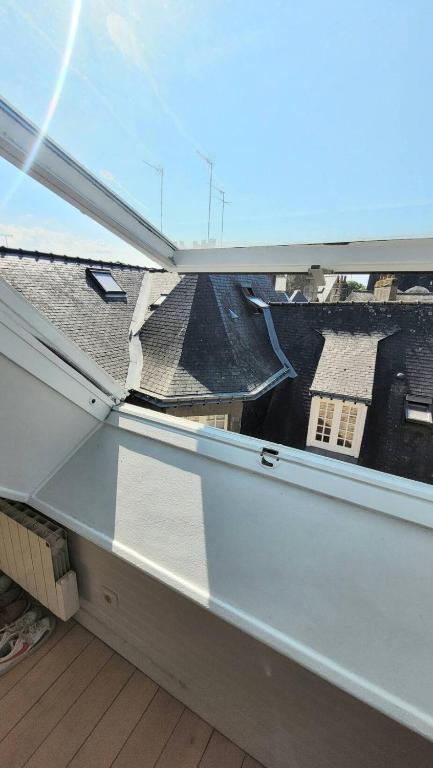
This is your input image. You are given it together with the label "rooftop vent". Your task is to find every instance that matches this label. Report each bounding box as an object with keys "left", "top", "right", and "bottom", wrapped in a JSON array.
[
  {"left": 87, "top": 268, "right": 126, "bottom": 302},
  {"left": 150, "top": 293, "right": 168, "bottom": 310}
]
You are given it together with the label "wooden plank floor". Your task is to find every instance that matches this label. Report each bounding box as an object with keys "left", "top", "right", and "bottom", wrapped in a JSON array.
[{"left": 0, "top": 619, "right": 264, "bottom": 768}]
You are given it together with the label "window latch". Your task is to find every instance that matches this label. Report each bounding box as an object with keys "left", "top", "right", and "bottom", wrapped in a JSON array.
[{"left": 260, "top": 447, "right": 279, "bottom": 468}]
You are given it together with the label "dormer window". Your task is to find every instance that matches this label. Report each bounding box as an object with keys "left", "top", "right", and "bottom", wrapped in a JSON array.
[
  {"left": 405, "top": 395, "right": 432, "bottom": 425},
  {"left": 87, "top": 268, "right": 126, "bottom": 302},
  {"left": 306, "top": 396, "right": 367, "bottom": 457}
]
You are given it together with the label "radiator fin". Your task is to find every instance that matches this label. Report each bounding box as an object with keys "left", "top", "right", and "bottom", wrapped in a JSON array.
[{"left": 0, "top": 499, "right": 79, "bottom": 620}]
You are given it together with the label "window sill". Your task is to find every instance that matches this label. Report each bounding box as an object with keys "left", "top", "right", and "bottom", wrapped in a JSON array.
[{"left": 305, "top": 446, "right": 358, "bottom": 463}]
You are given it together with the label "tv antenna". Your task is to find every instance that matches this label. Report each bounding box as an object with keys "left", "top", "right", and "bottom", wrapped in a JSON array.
[
  {"left": 197, "top": 151, "right": 214, "bottom": 242},
  {"left": 0, "top": 233, "right": 13, "bottom": 247},
  {"left": 143, "top": 160, "right": 164, "bottom": 232},
  {"left": 214, "top": 187, "right": 231, "bottom": 246}
]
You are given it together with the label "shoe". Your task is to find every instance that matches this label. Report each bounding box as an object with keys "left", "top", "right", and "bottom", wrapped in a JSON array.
[
  {"left": 0, "top": 600, "right": 38, "bottom": 636},
  {"left": 0, "top": 586, "right": 22, "bottom": 610},
  {"left": 0, "top": 615, "right": 55, "bottom": 674},
  {"left": 0, "top": 597, "right": 29, "bottom": 631},
  {"left": 0, "top": 574, "right": 12, "bottom": 594},
  {"left": 0, "top": 585, "right": 22, "bottom": 610}
]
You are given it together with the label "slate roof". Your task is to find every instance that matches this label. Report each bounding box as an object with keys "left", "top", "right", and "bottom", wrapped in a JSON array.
[
  {"left": 347, "top": 288, "right": 433, "bottom": 303},
  {"left": 138, "top": 273, "right": 292, "bottom": 404},
  {"left": 405, "top": 286, "right": 431, "bottom": 295},
  {"left": 0, "top": 250, "right": 291, "bottom": 404},
  {"left": 242, "top": 302, "right": 433, "bottom": 486},
  {"left": 310, "top": 331, "right": 390, "bottom": 403},
  {"left": 288, "top": 289, "right": 309, "bottom": 303},
  {"left": 0, "top": 249, "right": 169, "bottom": 385},
  {"left": 270, "top": 301, "right": 433, "bottom": 401}
]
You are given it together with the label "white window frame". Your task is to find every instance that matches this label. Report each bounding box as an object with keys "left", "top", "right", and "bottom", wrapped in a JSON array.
[
  {"left": 307, "top": 396, "right": 368, "bottom": 458},
  {"left": 186, "top": 414, "right": 229, "bottom": 430}
]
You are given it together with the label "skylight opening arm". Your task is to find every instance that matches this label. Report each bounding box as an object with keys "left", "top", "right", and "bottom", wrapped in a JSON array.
[{"left": 0, "top": 97, "right": 176, "bottom": 270}]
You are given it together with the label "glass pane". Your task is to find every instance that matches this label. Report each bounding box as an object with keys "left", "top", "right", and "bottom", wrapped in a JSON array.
[{"left": 92, "top": 271, "right": 124, "bottom": 292}]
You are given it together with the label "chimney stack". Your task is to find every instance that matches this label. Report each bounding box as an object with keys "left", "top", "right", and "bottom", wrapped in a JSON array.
[
  {"left": 332, "top": 274, "right": 349, "bottom": 302},
  {"left": 374, "top": 275, "right": 398, "bottom": 302}
]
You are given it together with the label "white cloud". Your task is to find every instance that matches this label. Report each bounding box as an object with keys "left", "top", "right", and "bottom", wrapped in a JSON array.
[
  {"left": 104, "top": 8, "right": 204, "bottom": 153},
  {"left": 106, "top": 12, "right": 142, "bottom": 69},
  {"left": 100, "top": 168, "right": 116, "bottom": 182},
  {"left": 0, "top": 223, "right": 155, "bottom": 267}
]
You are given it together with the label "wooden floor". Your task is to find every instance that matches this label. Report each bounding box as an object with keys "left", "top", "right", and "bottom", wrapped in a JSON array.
[{"left": 0, "top": 619, "right": 264, "bottom": 768}]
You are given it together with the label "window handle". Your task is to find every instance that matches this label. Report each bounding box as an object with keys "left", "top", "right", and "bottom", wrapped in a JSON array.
[{"left": 260, "top": 447, "right": 279, "bottom": 468}]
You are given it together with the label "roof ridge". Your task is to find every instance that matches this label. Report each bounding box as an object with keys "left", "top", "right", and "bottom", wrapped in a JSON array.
[
  {"left": 0, "top": 246, "right": 166, "bottom": 272},
  {"left": 208, "top": 273, "right": 235, "bottom": 353}
]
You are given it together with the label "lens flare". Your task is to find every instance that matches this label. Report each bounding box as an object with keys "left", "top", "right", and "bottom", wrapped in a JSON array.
[{"left": 2, "top": 0, "right": 82, "bottom": 207}]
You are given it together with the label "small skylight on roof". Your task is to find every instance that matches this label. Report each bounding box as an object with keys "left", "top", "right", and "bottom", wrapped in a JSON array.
[
  {"left": 87, "top": 268, "right": 126, "bottom": 302},
  {"left": 241, "top": 285, "right": 268, "bottom": 310},
  {"left": 405, "top": 395, "right": 432, "bottom": 425},
  {"left": 150, "top": 293, "right": 168, "bottom": 310}
]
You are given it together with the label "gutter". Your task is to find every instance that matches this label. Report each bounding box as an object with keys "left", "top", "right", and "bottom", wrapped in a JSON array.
[
  {"left": 262, "top": 305, "right": 296, "bottom": 377},
  {"left": 243, "top": 292, "right": 297, "bottom": 378},
  {"left": 130, "top": 366, "right": 292, "bottom": 408}
]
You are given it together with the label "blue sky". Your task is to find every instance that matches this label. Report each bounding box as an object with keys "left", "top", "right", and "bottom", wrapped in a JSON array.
[{"left": 1, "top": 1, "right": 433, "bottom": 266}]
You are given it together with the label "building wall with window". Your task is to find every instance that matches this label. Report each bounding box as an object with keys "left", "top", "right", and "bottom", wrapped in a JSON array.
[
  {"left": 140, "top": 400, "right": 243, "bottom": 433},
  {"left": 242, "top": 303, "right": 433, "bottom": 485},
  {"left": 306, "top": 397, "right": 367, "bottom": 458}
]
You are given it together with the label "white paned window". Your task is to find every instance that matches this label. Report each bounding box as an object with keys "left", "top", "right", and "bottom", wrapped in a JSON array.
[
  {"left": 307, "top": 396, "right": 367, "bottom": 458},
  {"left": 186, "top": 414, "right": 229, "bottom": 430}
]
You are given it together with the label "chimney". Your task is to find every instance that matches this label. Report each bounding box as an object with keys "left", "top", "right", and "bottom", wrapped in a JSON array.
[
  {"left": 332, "top": 275, "right": 349, "bottom": 302},
  {"left": 374, "top": 275, "right": 398, "bottom": 302}
]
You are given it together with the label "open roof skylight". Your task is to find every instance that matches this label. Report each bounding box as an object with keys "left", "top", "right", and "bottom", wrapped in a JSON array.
[
  {"left": 241, "top": 286, "right": 268, "bottom": 310},
  {"left": 405, "top": 395, "right": 433, "bottom": 425},
  {"left": 87, "top": 268, "right": 126, "bottom": 302}
]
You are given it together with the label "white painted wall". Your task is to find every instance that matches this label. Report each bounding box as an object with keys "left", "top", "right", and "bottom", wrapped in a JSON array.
[
  {"left": 0, "top": 284, "right": 111, "bottom": 500},
  {"left": 0, "top": 352, "right": 99, "bottom": 499},
  {"left": 70, "top": 533, "right": 433, "bottom": 768},
  {"left": 33, "top": 404, "right": 433, "bottom": 741}
]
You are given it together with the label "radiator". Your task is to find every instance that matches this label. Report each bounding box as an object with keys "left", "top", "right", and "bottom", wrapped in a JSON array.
[{"left": 0, "top": 499, "right": 79, "bottom": 620}]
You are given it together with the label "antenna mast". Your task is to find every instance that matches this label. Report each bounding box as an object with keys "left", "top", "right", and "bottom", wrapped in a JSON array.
[
  {"left": 0, "top": 233, "right": 13, "bottom": 247},
  {"left": 143, "top": 160, "right": 164, "bottom": 232},
  {"left": 214, "top": 188, "right": 231, "bottom": 246},
  {"left": 197, "top": 151, "right": 214, "bottom": 242}
]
